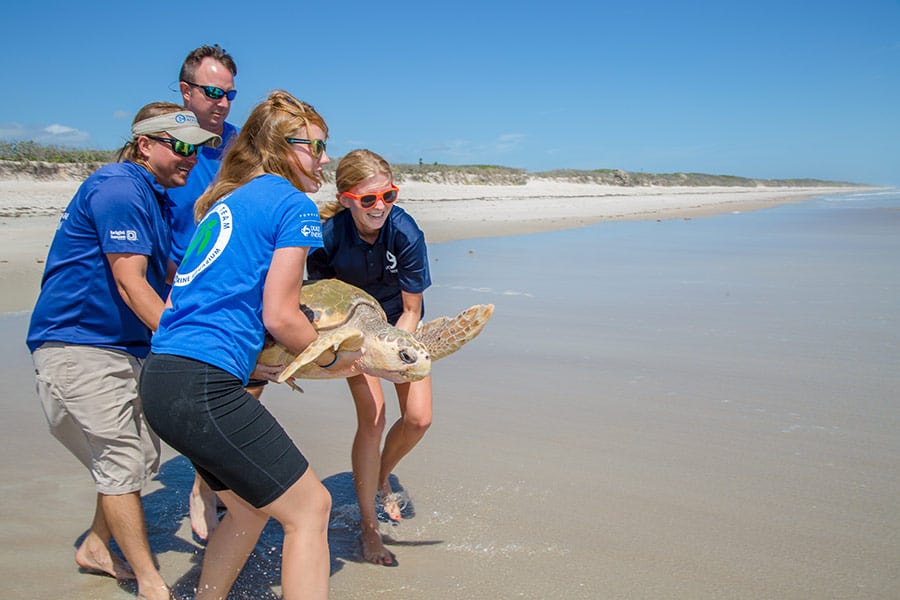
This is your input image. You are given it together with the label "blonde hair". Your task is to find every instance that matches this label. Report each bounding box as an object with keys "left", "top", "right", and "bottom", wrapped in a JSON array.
[
  {"left": 115, "top": 101, "right": 184, "bottom": 164},
  {"left": 319, "top": 148, "right": 393, "bottom": 220},
  {"left": 194, "top": 90, "right": 328, "bottom": 221}
]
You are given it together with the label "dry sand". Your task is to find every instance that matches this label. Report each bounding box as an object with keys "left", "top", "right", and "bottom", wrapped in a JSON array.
[
  {"left": 2, "top": 178, "right": 898, "bottom": 599},
  {"left": 0, "top": 178, "right": 858, "bottom": 313}
]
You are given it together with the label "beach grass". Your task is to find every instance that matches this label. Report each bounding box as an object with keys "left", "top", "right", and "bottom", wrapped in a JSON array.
[{"left": 0, "top": 142, "right": 865, "bottom": 187}]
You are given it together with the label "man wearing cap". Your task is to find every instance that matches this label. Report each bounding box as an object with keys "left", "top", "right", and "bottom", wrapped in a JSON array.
[{"left": 26, "top": 102, "right": 219, "bottom": 600}]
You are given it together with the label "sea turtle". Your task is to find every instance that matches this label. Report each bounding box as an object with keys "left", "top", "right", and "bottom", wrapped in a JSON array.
[{"left": 256, "top": 279, "right": 494, "bottom": 390}]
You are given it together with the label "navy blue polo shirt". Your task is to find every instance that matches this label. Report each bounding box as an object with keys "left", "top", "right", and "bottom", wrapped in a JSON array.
[{"left": 307, "top": 205, "right": 431, "bottom": 324}]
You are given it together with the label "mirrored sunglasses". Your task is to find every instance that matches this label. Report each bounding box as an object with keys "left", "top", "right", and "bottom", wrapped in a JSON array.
[
  {"left": 145, "top": 135, "right": 198, "bottom": 157},
  {"left": 183, "top": 80, "right": 237, "bottom": 101},
  {"left": 285, "top": 137, "right": 327, "bottom": 158},
  {"left": 341, "top": 184, "right": 400, "bottom": 209}
]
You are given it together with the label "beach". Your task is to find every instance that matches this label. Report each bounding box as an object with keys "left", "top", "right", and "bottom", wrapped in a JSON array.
[
  {"left": 0, "top": 177, "right": 859, "bottom": 313},
  {"left": 2, "top": 179, "right": 899, "bottom": 599}
]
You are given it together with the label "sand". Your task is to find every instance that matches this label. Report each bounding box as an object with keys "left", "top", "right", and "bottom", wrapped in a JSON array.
[
  {"left": 2, "top": 178, "right": 898, "bottom": 599},
  {"left": 0, "top": 178, "right": 860, "bottom": 314}
]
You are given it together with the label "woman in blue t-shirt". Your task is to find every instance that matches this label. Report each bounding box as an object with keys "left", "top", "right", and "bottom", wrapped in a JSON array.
[
  {"left": 307, "top": 149, "right": 432, "bottom": 567},
  {"left": 140, "top": 90, "right": 357, "bottom": 599}
]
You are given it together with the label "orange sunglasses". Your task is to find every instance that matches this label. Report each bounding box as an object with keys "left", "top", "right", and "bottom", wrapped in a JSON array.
[{"left": 341, "top": 183, "right": 399, "bottom": 209}]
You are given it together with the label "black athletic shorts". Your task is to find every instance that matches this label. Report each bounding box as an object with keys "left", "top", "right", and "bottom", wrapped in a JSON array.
[{"left": 139, "top": 352, "right": 308, "bottom": 508}]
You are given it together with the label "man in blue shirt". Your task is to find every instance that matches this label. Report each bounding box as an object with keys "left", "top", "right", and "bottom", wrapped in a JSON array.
[
  {"left": 166, "top": 44, "right": 241, "bottom": 540},
  {"left": 168, "top": 44, "right": 239, "bottom": 266},
  {"left": 27, "top": 105, "right": 220, "bottom": 600}
]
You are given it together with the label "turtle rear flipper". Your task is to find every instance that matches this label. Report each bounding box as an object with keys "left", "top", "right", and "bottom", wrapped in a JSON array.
[
  {"left": 276, "top": 327, "right": 365, "bottom": 382},
  {"left": 416, "top": 304, "right": 494, "bottom": 361}
]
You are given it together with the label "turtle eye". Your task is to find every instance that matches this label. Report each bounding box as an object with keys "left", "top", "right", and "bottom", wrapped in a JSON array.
[{"left": 398, "top": 349, "right": 417, "bottom": 365}]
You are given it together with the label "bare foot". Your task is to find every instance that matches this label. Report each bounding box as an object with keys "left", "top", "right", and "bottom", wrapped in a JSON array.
[
  {"left": 190, "top": 486, "right": 219, "bottom": 541},
  {"left": 136, "top": 583, "right": 173, "bottom": 600},
  {"left": 359, "top": 528, "right": 398, "bottom": 567},
  {"left": 75, "top": 538, "right": 135, "bottom": 580},
  {"left": 381, "top": 491, "right": 403, "bottom": 522}
]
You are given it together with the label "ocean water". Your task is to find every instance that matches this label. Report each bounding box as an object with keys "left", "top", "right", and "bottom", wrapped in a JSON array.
[
  {"left": 427, "top": 188, "right": 900, "bottom": 388},
  {"left": 406, "top": 188, "right": 900, "bottom": 599}
]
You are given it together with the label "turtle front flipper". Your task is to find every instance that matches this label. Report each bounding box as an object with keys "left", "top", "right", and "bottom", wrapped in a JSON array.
[
  {"left": 415, "top": 304, "right": 494, "bottom": 361},
  {"left": 276, "top": 327, "right": 365, "bottom": 382}
]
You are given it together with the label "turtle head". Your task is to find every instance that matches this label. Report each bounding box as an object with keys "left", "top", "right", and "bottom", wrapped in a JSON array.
[{"left": 362, "top": 330, "right": 431, "bottom": 383}]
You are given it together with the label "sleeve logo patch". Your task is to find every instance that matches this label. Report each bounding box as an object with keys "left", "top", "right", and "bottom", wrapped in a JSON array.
[
  {"left": 301, "top": 223, "right": 323, "bottom": 239},
  {"left": 110, "top": 229, "right": 139, "bottom": 241}
]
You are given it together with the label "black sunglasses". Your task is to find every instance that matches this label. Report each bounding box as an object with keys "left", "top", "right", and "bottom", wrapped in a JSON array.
[
  {"left": 183, "top": 80, "right": 237, "bottom": 101},
  {"left": 285, "top": 137, "right": 327, "bottom": 158},
  {"left": 145, "top": 135, "right": 198, "bottom": 157}
]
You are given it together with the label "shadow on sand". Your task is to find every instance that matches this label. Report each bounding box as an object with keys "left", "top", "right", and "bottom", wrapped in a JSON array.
[{"left": 101, "top": 456, "right": 443, "bottom": 598}]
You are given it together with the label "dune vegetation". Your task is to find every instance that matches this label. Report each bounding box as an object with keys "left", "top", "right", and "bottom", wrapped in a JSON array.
[{"left": 0, "top": 141, "right": 862, "bottom": 187}]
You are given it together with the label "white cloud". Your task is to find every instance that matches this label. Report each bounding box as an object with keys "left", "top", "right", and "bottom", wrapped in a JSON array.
[
  {"left": 44, "top": 124, "right": 78, "bottom": 136},
  {"left": 0, "top": 122, "right": 90, "bottom": 146},
  {"left": 113, "top": 110, "right": 131, "bottom": 120},
  {"left": 37, "top": 124, "right": 90, "bottom": 145}
]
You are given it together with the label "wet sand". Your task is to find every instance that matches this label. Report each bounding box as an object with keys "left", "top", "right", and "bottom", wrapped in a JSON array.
[{"left": 1, "top": 183, "right": 898, "bottom": 598}]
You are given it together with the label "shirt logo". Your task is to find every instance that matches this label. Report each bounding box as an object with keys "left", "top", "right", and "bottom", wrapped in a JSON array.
[
  {"left": 174, "top": 202, "right": 233, "bottom": 287},
  {"left": 385, "top": 250, "right": 398, "bottom": 273},
  {"left": 301, "top": 223, "right": 323, "bottom": 239},
  {"left": 110, "top": 229, "right": 139, "bottom": 241}
]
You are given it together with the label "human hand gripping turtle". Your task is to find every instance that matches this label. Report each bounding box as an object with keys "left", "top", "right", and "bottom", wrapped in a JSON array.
[{"left": 256, "top": 279, "right": 494, "bottom": 391}]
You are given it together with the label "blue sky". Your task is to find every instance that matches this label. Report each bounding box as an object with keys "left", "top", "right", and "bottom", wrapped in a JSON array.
[{"left": 2, "top": 0, "right": 898, "bottom": 185}]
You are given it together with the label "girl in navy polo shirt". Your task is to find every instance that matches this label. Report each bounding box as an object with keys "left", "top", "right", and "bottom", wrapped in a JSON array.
[
  {"left": 307, "top": 149, "right": 432, "bottom": 567},
  {"left": 140, "top": 91, "right": 357, "bottom": 599}
]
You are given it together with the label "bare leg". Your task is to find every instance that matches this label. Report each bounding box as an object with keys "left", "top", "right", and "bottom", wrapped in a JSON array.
[
  {"left": 190, "top": 475, "right": 219, "bottom": 541},
  {"left": 264, "top": 468, "right": 331, "bottom": 599},
  {"left": 346, "top": 374, "right": 395, "bottom": 565},
  {"left": 74, "top": 493, "right": 135, "bottom": 580},
  {"left": 378, "top": 376, "right": 433, "bottom": 514},
  {"left": 195, "top": 491, "right": 268, "bottom": 600},
  {"left": 196, "top": 469, "right": 331, "bottom": 600},
  {"left": 100, "top": 491, "right": 170, "bottom": 600}
]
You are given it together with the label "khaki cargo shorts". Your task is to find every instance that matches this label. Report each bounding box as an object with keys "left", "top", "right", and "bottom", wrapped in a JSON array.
[{"left": 32, "top": 343, "right": 160, "bottom": 495}]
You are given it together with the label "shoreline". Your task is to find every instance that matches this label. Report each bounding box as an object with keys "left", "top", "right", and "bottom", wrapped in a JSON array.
[
  {"left": 0, "top": 178, "right": 874, "bottom": 313},
  {"left": 2, "top": 184, "right": 898, "bottom": 599}
]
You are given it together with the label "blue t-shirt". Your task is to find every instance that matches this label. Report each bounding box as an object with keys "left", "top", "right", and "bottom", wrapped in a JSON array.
[
  {"left": 152, "top": 174, "right": 324, "bottom": 383},
  {"left": 26, "top": 161, "right": 172, "bottom": 357},
  {"left": 167, "top": 121, "right": 238, "bottom": 265},
  {"left": 307, "top": 205, "right": 431, "bottom": 323}
]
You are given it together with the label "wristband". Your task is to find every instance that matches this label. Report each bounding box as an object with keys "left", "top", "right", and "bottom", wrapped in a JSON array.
[{"left": 319, "top": 351, "right": 338, "bottom": 369}]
